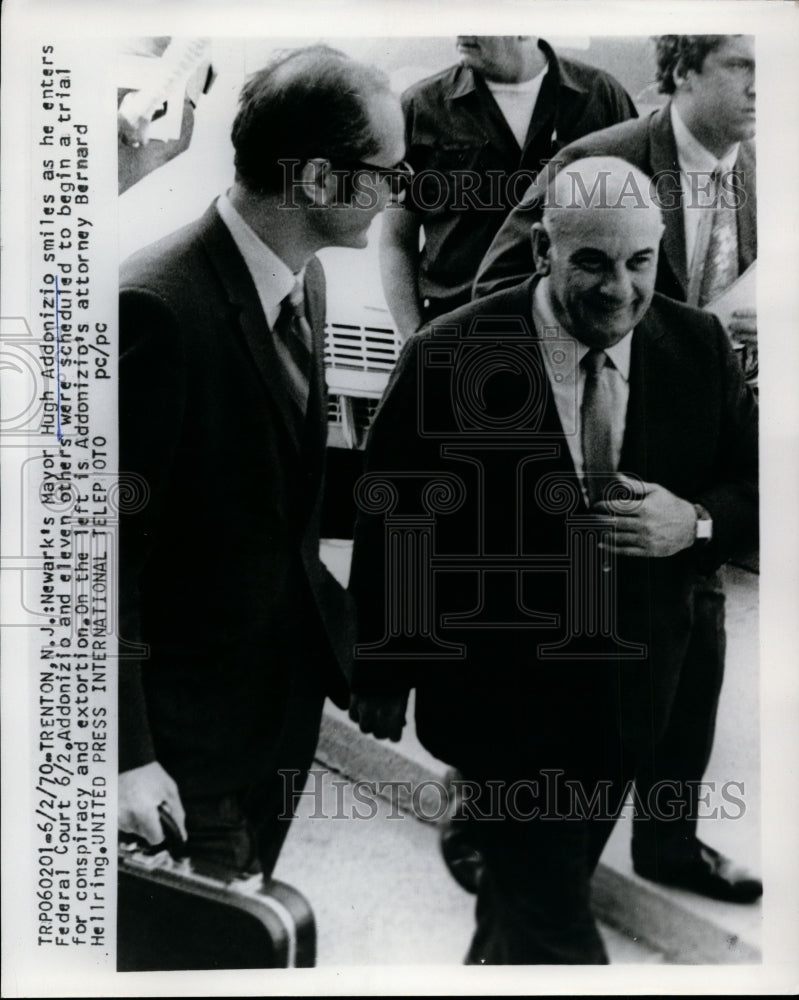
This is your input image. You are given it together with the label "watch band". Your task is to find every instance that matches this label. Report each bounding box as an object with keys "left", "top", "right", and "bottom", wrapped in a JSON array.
[{"left": 693, "top": 503, "right": 713, "bottom": 543}]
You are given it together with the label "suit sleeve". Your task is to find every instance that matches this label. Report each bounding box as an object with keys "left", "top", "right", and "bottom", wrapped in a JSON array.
[
  {"left": 473, "top": 139, "right": 599, "bottom": 300},
  {"left": 694, "top": 318, "right": 759, "bottom": 570},
  {"left": 348, "top": 336, "right": 434, "bottom": 695},
  {"left": 118, "top": 285, "right": 188, "bottom": 772}
]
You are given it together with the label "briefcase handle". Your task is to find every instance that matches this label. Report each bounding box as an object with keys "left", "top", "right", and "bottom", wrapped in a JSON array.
[
  {"left": 119, "top": 803, "right": 188, "bottom": 862},
  {"left": 157, "top": 803, "right": 188, "bottom": 860}
]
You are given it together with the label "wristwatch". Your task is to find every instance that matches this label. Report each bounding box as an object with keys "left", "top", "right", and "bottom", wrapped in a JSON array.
[{"left": 693, "top": 503, "right": 713, "bottom": 544}]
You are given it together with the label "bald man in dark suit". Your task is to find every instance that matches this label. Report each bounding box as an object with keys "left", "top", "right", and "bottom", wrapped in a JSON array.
[
  {"left": 349, "top": 158, "right": 758, "bottom": 962},
  {"left": 473, "top": 34, "right": 760, "bottom": 904}
]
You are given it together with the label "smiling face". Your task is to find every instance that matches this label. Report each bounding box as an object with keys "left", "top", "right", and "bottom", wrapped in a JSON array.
[
  {"left": 534, "top": 202, "right": 664, "bottom": 349},
  {"left": 455, "top": 36, "right": 538, "bottom": 83},
  {"left": 677, "top": 35, "right": 756, "bottom": 152}
]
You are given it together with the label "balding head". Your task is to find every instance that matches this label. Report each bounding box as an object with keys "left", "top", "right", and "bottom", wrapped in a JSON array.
[
  {"left": 541, "top": 156, "right": 663, "bottom": 236},
  {"left": 531, "top": 157, "right": 664, "bottom": 348},
  {"left": 231, "top": 45, "right": 397, "bottom": 196}
]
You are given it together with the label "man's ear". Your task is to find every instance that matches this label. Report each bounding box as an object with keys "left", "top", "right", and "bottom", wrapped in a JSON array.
[
  {"left": 299, "top": 158, "right": 334, "bottom": 207},
  {"left": 672, "top": 65, "right": 693, "bottom": 93},
  {"left": 531, "top": 222, "right": 551, "bottom": 276}
]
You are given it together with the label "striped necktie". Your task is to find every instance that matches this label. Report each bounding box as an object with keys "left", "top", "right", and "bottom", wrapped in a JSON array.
[
  {"left": 697, "top": 167, "right": 740, "bottom": 308},
  {"left": 273, "top": 279, "right": 314, "bottom": 426}
]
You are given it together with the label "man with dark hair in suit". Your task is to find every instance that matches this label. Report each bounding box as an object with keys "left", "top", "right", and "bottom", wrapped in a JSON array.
[
  {"left": 472, "top": 33, "right": 760, "bottom": 904},
  {"left": 117, "top": 45, "right": 405, "bottom": 878},
  {"left": 380, "top": 35, "right": 636, "bottom": 341},
  {"left": 349, "top": 157, "right": 758, "bottom": 963}
]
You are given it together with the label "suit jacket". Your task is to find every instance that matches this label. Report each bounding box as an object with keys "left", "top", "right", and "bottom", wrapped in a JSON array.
[
  {"left": 118, "top": 203, "right": 355, "bottom": 795},
  {"left": 473, "top": 102, "right": 757, "bottom": 304},
  {"left": 349, "top": 280, "right": 758, "bottom": 771}
]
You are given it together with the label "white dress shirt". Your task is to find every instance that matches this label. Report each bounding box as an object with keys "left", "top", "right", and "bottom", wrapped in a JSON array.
[
  {"left": 532, "top": 279, "right": 632, "bottom": 495},
  {"left": 215, "top": 191, "right": 302, "bottom": 328}
]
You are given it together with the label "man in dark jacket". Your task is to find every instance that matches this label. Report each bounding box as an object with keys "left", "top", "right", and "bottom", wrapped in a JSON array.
[
  {"left": 118, "top": 45, "right": 405, "bottom": 877},
  {"left": 473, "top": 34, "right": 760, "bottom": 903},
  {"left": 380, "top": 36, "right": 636, "bottom": 340},
  {"left": 350, "top": 157, "right": 759, "bottom": 962}
]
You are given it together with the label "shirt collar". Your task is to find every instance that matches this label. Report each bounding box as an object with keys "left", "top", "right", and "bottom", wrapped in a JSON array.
[
  {"left": 485, "top": 63, "right": 548, "bottom": 95},
  {"left": 671, "top": 103, "right": 740, "bottom": 175},
  {"left": 533, "top": 278, "right": 633, "bottom": 380},
  {"left": 215, "top": 192, "right": 299, "bottom": 327},
  {"left": 546, "top": 40, "right": 588, "bottom": 95},
  {"left": 447, "top": 38, "right": 568, "bottom": 100}
]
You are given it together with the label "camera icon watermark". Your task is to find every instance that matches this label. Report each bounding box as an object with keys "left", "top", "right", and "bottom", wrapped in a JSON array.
[
  {"left": 418, "top": 314, "right": 577, "bottom": 440},
  {"left": 0, "top": 316, "right": 51, "bottom": 443}
]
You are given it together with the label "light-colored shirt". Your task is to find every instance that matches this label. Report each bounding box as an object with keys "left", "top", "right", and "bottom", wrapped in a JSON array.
[
  {"left": 486, "top": 64, "right": 549, "bottom": 149},
  {"left": 671, "top": 104, "right": 739, "bottom": 273},
  {"left": 215, "top": 191, "right": 301, "bottom": 328},
  {"left": 532, "top": 279, "right": 632, "bottom": 493}
]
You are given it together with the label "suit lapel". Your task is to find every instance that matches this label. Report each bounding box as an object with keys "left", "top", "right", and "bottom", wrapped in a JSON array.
[
  {"left": 619, "top": 325, "right": 649, "bottom": 477},
  {"left": 198, "top": 204, "right": 310, "bottom": 459},
  {"left": 619, "top": 302, "right": 673, "bottom": 480},
  {"left": 486, "top": 282, "right": 678, "bottom": 499},
  {"left": 648, "top": 105, "right": 688, "bottom": 298},
  {"left": 302, "top": 255, "right": 329, "bottom": 476},
  {"left": 491, "top": 278, "right": 586, "bottom": 496}
]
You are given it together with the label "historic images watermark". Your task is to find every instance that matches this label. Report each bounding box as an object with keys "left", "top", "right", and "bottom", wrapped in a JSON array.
[
  {"left": 277, "top": 159, "right": 749, "bottom": 213},
  {"left": 280, "top": 768, "right": 748, "bottom": 824}
]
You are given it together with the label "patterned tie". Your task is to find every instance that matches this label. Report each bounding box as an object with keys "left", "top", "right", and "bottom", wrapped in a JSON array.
[
  {"left": 697, "top": 167, "right": 740, "bottom": 308},
  {"left": 581, "top": 349, "right": 617, "bottom": 505},
  {"left": 273, "top": 279, "right": 314, "bottom": 428}
]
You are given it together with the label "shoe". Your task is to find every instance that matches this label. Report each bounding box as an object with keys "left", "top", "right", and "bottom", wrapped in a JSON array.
[
  {"left": 440, "top": 821, "right": 485, "bottom": 895},
  {"left": 633, "top": 839, "right": 762, "bottom": 904},
  {"left": 439, "top": 769, "right": 485, "bottom": 895}
]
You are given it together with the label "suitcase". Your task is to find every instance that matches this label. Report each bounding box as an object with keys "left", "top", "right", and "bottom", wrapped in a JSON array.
[{"left": 117, "top": 809, "right": 316, "bottom": 970}]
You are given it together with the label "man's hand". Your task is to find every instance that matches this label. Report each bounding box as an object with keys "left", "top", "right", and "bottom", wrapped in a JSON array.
[
  {"left": 728, "top": 308, "right": 757, "bottom": 348},
  {"left": 593, "top": 474, "right": 697, "bottom": 558},
  {"left": 349, "top": 691, "right": 409, "bottom": 742},
  {"left": 118, "top": 761, "right": 187, "bottom": 846}
]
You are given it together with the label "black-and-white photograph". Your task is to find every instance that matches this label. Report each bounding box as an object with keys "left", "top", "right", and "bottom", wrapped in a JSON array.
[
  {"left": 2, "top": 2, "right": 799, "bottom": 996},
  {"left": 116, "top": 28, "right": 762, "bottom": 967}
]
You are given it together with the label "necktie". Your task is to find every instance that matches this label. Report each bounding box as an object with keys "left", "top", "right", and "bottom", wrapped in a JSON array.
[
  {"left": 273, "top": 279, "right": 314, "bottom": 427},
  {"left": 581, "top": 349, "right": 617, "bottom": 505},
  {"left": 696, "top": 167, "right": 740, "bottom": 308}
]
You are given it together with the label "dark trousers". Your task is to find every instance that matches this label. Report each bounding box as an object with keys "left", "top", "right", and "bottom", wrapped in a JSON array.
[
  {"left": 180, "top": 689, "right": 325, "bottom": 878},
  {"left": 459, "top": 726, "right": 638, "bottom": 965},
  {"left": 631, "top": 570, "right": 726, "bottom": 864}
]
